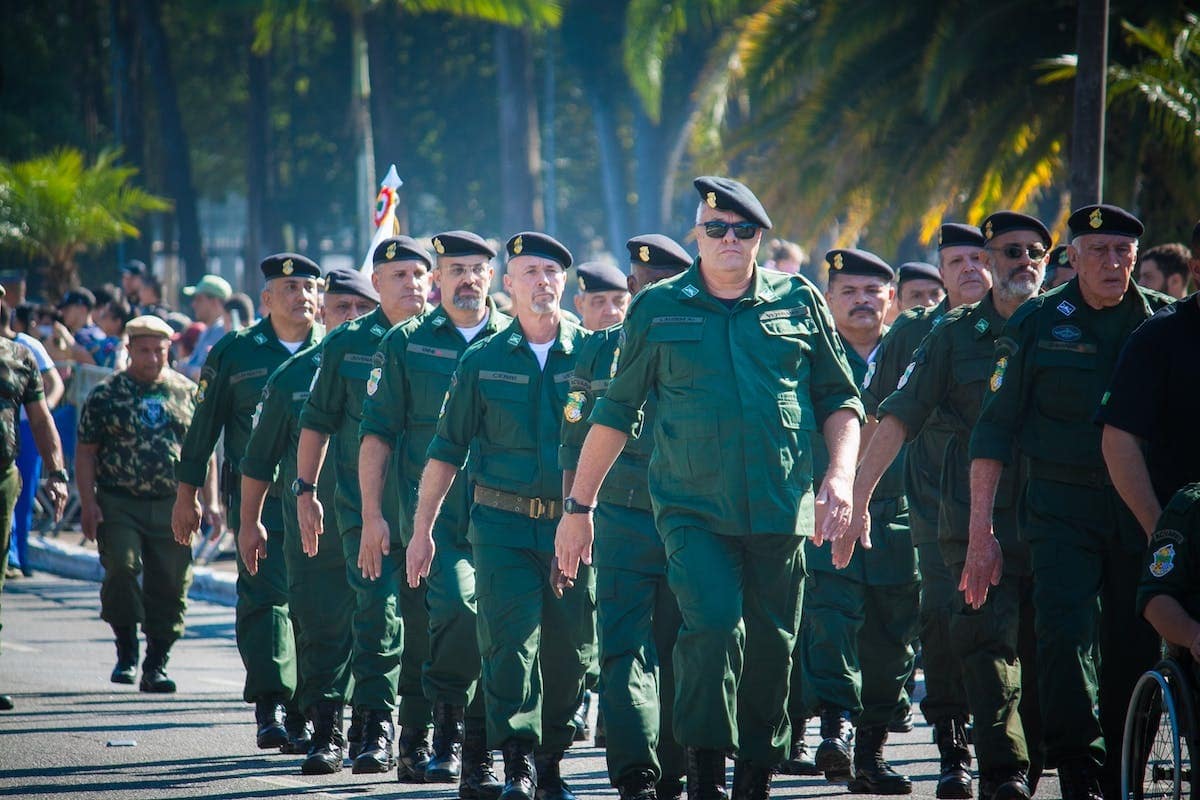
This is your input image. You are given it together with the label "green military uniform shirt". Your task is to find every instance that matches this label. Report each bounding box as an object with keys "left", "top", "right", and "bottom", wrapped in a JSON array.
[
  {"left": 879, "top": 293, "right": 1026, "bottom": 565},
  {"left": 590, "top": 263, "right": 863, "bottom": 539},
  {"left": 560, "top": 325, "right": 653, "bottom": 513},
  {"left": 1135, "top": 482, "right": 1200, "bottom": 624},
  {"left": 970, "top": 280, "right": 1170, "bottom": 491},
  {"left": 299, "top": 307, "right": 407, "bottom": 535},
  {"left": 427, "top": 317, "right": 589, "bottom": 553},
  {"left": 805, "top": 334, "right": 914, "bottom": 584},
  {"left": 78, "top": 368, "right": 196, "bottom": 497},
  {"left": 176, "top": 316, "right": 323, "bottom": 531},
  {"left": 0, "top": 338, "right": 44, "bottom": 469},
  {"left": 866, "top": 299, "right": 954, "bottom": 545},
  {"left": 359, "top": 302, "right": 510, "bottom": 546}
]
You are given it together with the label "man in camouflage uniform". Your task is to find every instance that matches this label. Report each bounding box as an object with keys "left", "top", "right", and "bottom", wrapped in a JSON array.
[
  {"left": 297, "top": 236, "right": 432, "bottom": 779},
  {"left": 77, "top": 315, "right": 197, "bottom": 693},
  {"left": 238, "top": 269, "right": 378, "bottom": 774},
  {"left": 0, "top": 284, "right": 68, "bottom": 710},
  {"left": 358, "top": 230, "right": 510, "bottom": 797},
  {"left": 173, "top": 253, "right": 323, "bottom": 751},
  {"left": 558, "top": 234, "right": 692, "bottom": 800}
]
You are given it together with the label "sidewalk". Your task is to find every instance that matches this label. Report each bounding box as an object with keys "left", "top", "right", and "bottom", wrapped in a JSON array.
[{"left": 25, "top": 531, "right": 237, "bottom": 607}]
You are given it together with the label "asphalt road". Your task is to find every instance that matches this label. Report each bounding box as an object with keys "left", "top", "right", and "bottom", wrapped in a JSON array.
[{"left": 0, "top": 573, "right": 1060, "bottom": 799}]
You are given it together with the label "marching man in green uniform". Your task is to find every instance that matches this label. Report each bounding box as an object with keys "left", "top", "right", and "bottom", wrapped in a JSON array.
[
  {"left": 863, "top": 223, "right": 990, "bottom": 799},
  {"left": 968, "top": 204, "right": 1171, "bottom": 800},
  {"left": 408, "top": 231, "right": 591, "bottom": 800},
  {"left": 238, "top": 269, "right": 378, "bottom": 774},
  {"left": 559, "top": 234, "right": 693, "bottom": 800},
  {"left": 802, "top": 249, "right": 918, "bottom": 795},
  {"left": 358, "top": 229, "right": 510, "bottom": 797},
  {"left": 557, "top": 177, "right": 863, "bottom": 800},
  {"left": 0, "top": 283, "right": 68, "bottom": 711},
  {"left": 173, "top": 253, "right": 323, "bottom": 751},
  {"left": 297, "top": 236, "right": 432, "bottom": 779},
  {"left": 853, "top": 212, "right": 1053, "bottom": 800},
  {"left": 77, "top": 315, "right": 197, "bottom": 693}
]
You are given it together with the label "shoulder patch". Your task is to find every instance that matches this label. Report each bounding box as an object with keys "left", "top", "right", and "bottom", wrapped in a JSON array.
[
  {"left": 896, "top": 359, "right": 917, "bottom": 390},
  {"left": 366, "top": 367, "right": 382, "bottom": 396},
  {"left": 1149, "top": 544, "right": 1176, "bottom": 578},
  {"left": 564, "top": 391, "right": 586, "bottom": 423},
  {"left": 989, "top": 357, "right": 1008, "bottom": 392}
]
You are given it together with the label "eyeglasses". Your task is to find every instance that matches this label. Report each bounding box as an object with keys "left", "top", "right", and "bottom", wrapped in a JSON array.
[
  {"left": 989, "top": 244, "right": 1048, "bottom": 261},
  {"left": 700, "top": 221, "right": 760, "bottom": 240},
  {"left": 443, "top": 264, "right": 490, "bottom": 279}
]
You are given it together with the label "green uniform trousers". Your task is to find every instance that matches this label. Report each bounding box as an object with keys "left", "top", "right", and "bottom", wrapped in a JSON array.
[
  {"left": 282, "top": 519, "right": 354, "bottom": 712},
  {"left": 666, "top": 529, "right": 803, "bottom": 767},
  {"left": 423, "top": 531, "right": 484, "bottom": 721},
  {"left": 786, "top": 582, "right": 810, "bottom": 728},
  {"left": 915, "top": 539, "right": 969, "bottom": 724},
  {"left": 230, "top": 491, "right": 297, "bottom": 704},
  {"left": 595, "top": 503, "right": 684, "bottom": 786},
  {"left": 96, "top": 491, "right": 194, "bottom": 644},
  {"left": 474, "top": 542, "right": 594, "bottom": 753},
  {"left": 341, "top": 526, "right": 431, "bottom": 724},
  {"left": 1023, "top": 478, "right": 1159, "bottom": 783},
  {"left": 0, "top": 465, "right": 20, "bottom": 652},
  {"left": 946, "top": 565, "right": 1040, "bottom": 774}
]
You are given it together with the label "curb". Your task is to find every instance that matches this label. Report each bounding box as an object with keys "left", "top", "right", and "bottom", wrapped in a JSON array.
[{"left": 27, "top": 537, "right": 237, "bottom": 607}]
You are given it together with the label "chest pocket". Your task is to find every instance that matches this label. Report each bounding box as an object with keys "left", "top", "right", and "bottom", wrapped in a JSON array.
[
  {"left": 949, "top": 354, "right": 994, "bottom": 424},
  {"left": 759, "top": 312, "right": 816, "bottom": 376},
  {"left": 1033, "top": 342, "right": 1099, "bottom": 422},
  {"left": 408, "top": 350, "right": 458, "bottom": 425},
  {"left": 479, "top": 372, "right": 531, "bottom": 448},
  {"left": 647, "top": 318, "right": 704, "bottom": 389}
]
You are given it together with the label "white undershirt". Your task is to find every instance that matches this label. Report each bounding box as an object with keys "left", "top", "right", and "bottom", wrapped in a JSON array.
[
  {"left": 455, "top": 319, "right": 488, "bottom": 343},
  {"left": 279, "top": 339, "right": 304, "bottom": 354},
  {"left": 528, "top": 339, "right": 554, "bottom": 370}
]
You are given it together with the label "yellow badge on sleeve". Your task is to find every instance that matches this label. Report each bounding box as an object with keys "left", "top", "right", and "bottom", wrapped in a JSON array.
[
  {"left": 366, "top": 367, "right": 382, "bottom": 396},
  {"left": 564, "top": 391, "right": 586, "bottom": 423},
  {"left": 989, "top": 357, "right": 1008, "bottom": 392}
]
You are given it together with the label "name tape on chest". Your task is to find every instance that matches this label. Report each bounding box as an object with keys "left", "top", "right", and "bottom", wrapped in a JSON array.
[{"left": 479, "top": 370, "right": 530, "bottom": 384}]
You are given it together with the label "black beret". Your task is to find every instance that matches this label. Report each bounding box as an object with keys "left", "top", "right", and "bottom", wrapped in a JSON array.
[
  {"left": 825, "top": 248, "right": 895, "bottom": 281},
  {"left": 373, "top": 235, "right": 431, "bottom": 268},
  {"left": 938, "top": 223, "right": 985, "bottom": 251},
  {"left": 1067, "top": 203, "right": 1143, "bottom": 240},
  {"left": 121, "top": 259, "right": 148, "bottom": 276},
  {"left": 981, "top": 211, "right": 1051, "bottom": 247},
  {"left": 58, "top": 287, "right": 96, "bottom": 309},
  {"left": 323, "top": 268, "right": 380, "bottom": 303},
  {"left": 431, "top": 230, "right": 496, "bottom": 259},
  {"left": 897, "top": 262, "right": 943, "bottom": 286},
  {"left": 261, "top": 252, "right": 321, "bottom": 281},
  {"left": 1048, "top": 245, "right": 1071, "bottom": 268},
  {"left": 575, "top": 262, "right": 629, "bottom": 294},
  {"left": 506, "top": 231, "right": 573, "bottom": 268},
  {"left": 693, "top": 175, "right": 772, "bottom": 229},
  {"left": 626, "top": 234, "right": 692, "bottom": 271}
]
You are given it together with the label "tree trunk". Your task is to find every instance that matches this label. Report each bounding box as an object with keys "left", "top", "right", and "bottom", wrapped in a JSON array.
[
  {"left": 585, "top": 88, "right": 628, "bottom": 257},
  {"left": 351, "top": 2, "right": 377, "bottom": 252},
  {"left": 495, "top": 27, "right": 543, "bottom": 234},
  {"left": 130, "top": 0, "right": 204, "bottom": 283},
  {"left": 110, "top": 0, "right": 150, "bottom": 266},
  {"left": 1069, "top": 0, "right": 1109, "bottom": 206},
  {"left": 245, "top": 23, "right": 271, "bottom": 273}
]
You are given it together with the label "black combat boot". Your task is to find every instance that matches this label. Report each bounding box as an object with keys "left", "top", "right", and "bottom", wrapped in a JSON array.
[
  {"left": 427, "top": 701, "right": 465, "bottom": 782},
  {"left": 110, "top": 626, "right": 138, "bottom": 684},
  {"left": 499, "top": 737, "right": 537, "bottom": 800},
  {"left": 933, "top": 717, "right": 972, "bottom": 799},
  {"left": 618, "top": 768, "right": 658, "bottom": 800},
  {"left": 255, "top": 696, "right": 288, "bottom": 749},
  {"left": 656, "top": 776, "right": 684, "bottom": 800},
  {"left": 138, "top": 638, "right": 176, "bottom": 693},
  {"left": 778, "top": 717, "right": 821, "bottom": 776},
  {"left": 815, "top": 708, "right": 854, "bottom": 782},
  {"left": 889, "top": 706, "right": 915, "bottom": 733},
  {"left": 281, "top": 701, "right": 312, "bottom": 754},
  {"left": 397, "top": 724, "right": 433, "bottom": 782},
  {"left": 347, "top": 705, "right": 365, "bottom": 760},
  {"left": 302, "top": 701, "right": 345, "bottom": 775},
  {"left": 534, "top": 750, "right": 576, "bottom": 800},
  {"left": 685, "top": 748, "right": 728, "bottom": 800},
  {"left": 731, "top": 759, "right": 773, "bottom": 800},
  {"left": 849, "top": 725, "right": 912, "bottom": 795},
  {"left": 353, "top": 708, "right": 395, "bottom": 773},
  {"left": 1057, "top": 758, "right": 1103, "bottom": 800},
  {"left": 979, "top": 769, "right": 1031, "bottom": 800},
  {"left": 460, "top": 716, "right": 503, "bottom": 800}
]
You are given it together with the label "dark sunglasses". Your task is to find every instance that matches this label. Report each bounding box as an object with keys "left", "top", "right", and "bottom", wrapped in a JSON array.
[
  {"left": 990, "top": 244, "right": 1047, "bottom": 261},
  {"left": 701, "top": 221, "right": 760, "bottom": 240}
]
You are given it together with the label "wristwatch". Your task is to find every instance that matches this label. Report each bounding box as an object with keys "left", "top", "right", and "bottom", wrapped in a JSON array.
[
  {"left": 562, "top": 497, "right": 594, "bottom": 515},
  {"left": 45, "top": 468, "right": 68, "bottom": 484},
  {"left": 291, "top": 477, "right": 317, "bottom": 497}
]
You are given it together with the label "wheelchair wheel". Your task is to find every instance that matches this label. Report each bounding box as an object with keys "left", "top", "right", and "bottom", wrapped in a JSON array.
[{"left": 1122, "top": 661, "right": 1195, "bottom": 800}]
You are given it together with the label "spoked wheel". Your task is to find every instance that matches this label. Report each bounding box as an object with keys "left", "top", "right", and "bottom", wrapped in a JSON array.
[{"left": 1122, "top": 662, "right": 1195, "bottom": 800}]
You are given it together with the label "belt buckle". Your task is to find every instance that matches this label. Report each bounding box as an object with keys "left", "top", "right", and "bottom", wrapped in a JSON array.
[{"left": 528, "top": 497, "right": 544, "bottom": 519}]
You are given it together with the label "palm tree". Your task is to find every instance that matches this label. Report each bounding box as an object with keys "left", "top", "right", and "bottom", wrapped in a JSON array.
[{"left": 0, "top": 148, "right": 170, "bottom": 297}]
